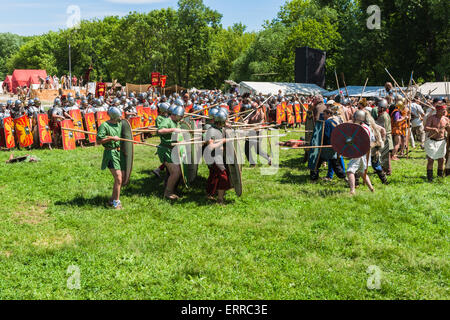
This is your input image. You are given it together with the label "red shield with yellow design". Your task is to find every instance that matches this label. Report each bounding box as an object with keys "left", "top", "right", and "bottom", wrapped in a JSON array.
[
  {"left": 69, "top": 109, "right": 85, "bottom": 141},
  {"left": 129, "top": 117, "right": 142, "bottom": 142},
  {"left": 303, "top": 104, "right": 309, "bottom": 123},
  {"left": 233, "top": 103, "right": 241, "bottom": 122},
  {"left": 276, "top": 104, "right": 286, "bottom": 124},
  {"left": 84, "top": 113, "right": 97, "bottom": 144},
  {"left": 2, "top": 117, "right": 16, "bottom": 149},
  {"left": 294, "top": 103, "right": 302, "bottom": 124},
  {"left": 136, "top": 105, "right": 145, "bottom": 126},
  {"left": 203, "top": 105, "right": 209, "bottom": 117},
  {"left": 151, "top": 109, "right": 158, "bottom": 127},
  {"left": 142, "top": 107, "right": 152, "bottom": 128},
  {"left": 96, "top": 111, "right": 110, "bottom": 129},
  {"left": 37, "top": 114, "right": 52, "bottom": 146},
  {"left": 286, "top": 104, "right": 295, "bottom": 125},
  {"left": 61, "top": 119, "right": 76, "bottom": 150},
  {"left": 14, "top": 115, "right": 34, "bottom": 148}
]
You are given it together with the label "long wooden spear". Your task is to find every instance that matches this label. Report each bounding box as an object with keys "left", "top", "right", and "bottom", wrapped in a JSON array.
[
  {"left": 172, "top": 133, "right": 286, "bottom": 146},
  {"left": 242, "top": 94, "right": 274, "bottom": 122},
  {"left": 358, "top": 78, "right": 369, "bottom": 102},
  {"left": 341, "top": 73, "right": 349, "bottom": 98},
  {"left": 62, "top": 127, "right": 160, "bottom": 148}
]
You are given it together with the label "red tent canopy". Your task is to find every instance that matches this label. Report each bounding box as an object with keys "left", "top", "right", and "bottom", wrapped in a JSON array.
[
  {"left": 3, "top": 75, "right": 13, "bottom": 92},
  {"left": 11, "top": 69, "right": 48, "bottom": 93},
  {"left": 28, "top": 74, "right": 41, "bottom": 87}
]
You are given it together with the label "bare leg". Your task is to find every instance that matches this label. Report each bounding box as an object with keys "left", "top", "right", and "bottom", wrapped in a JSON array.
[
  {"left": 165, "top": 163, "right": 181, "bottom": 199},
  {"left": 109, "top": 169, "right": 122, "bottom": 201},
  {"left": 362, "top": 174, "right": 375, "bottom": 192},
  {"left": 392, "top": 135, "right": 401, "bottom": 160},
  {"left": 217, "top": 190, "right": 225, "bottom": 204},
  {"left": 347, "top": 172, "right": 356, "bottom": 195}
]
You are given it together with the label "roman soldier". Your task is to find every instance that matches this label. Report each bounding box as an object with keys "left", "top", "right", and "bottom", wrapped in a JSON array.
[
  {"left": 157, "top": 105, "right": 184, "bottom": 200},
  {"left": 152, "top": 102, "right": 171, "bottom": 179},
  {"left": 96, "top": 107, "right": 125, "bottom": 210},
  {"left": 424, "top": 103, "right": 450, "bottom": 182},
  {"left": 204, "top": 108, "right": 231, "bottom": 204}
]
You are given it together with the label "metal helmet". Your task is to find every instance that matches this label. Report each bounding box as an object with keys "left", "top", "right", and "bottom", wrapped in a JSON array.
[
  {"left": 168, "top": 104, "right": 177, "bottom": 114},
  {"left": 75, "top": 92, "right": 81, "bottom": 99},
  {"left": 120, "top": 96, "right": 127, "bottom": 103},
  {"left": 353, "top": 110, "right": 366, "bottom": 123},
  {"left": 67, "top": 92, "right": 73, "bottom": 98},
  {"left": 172, "top": 105, "right": 185, "bottom": 117},
  {"left": 193, "top": 104, "right": 203, "bottom": 112},
  {"left": 113, "top": 98, "right": 120, "bottom": 106},
  {"left": 158, "top": 102, "right": 170, "bottom": 113},
  {"left": 214, "top": 109, "right": 228, "bottom": 123},
  {"left": 377, "top": 99, "right": 388, "bottom": 109},
  {"left": 108, "top": 107, "right": 122, "bottom": 121},
  {"left": 0, "top": 103, "right": 5, "bottom": 108},
  {"left": 34, "top": 97, "right": 41, "bottom": 106},
  {"left": 174, "top": 98, "right": 184, "bottom": 107},
  {"left": 15, "top": 100, "right": 22, "bottom": 107},
  {"left": 209, "top": 107, "right": 220, "bottom": 119},
  {"left": 81, "top": 99, "right": 88, "bottom": 106},
  {"left": 27, "top": 99, "right": 35, "bottom": 106},
  {"left": 243, "top": 103, "right": 252, "bottom": 110},
  {"left": 54, "top": 98, "right": 61, "bottom": 106},
  {"left": 220, "top": 107, "right": 229, "bottom": 117},
  {"left": 6, "top": 99, "right": 13, "bottom": 106},
  {"left": 142, "top": 92, "right": 148, "bottom": 100},
  {"left": 342, "top": 98, "right": 350, "bottom": 105},
  {"left": 129, "top": 92, "right": 135, "bottom": 99},
  {"left": 68, "top": 97, "right": 75, "bottom": 105}
]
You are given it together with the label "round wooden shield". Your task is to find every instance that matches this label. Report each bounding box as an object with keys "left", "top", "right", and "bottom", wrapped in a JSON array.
[
  {"left": 331, "top": 123, "right": 370, "bottom": 159},
  {"left": 120, "top": 119, "right": 134, "bottom": 186}
]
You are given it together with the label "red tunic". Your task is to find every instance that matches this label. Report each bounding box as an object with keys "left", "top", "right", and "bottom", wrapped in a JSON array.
[{"left": 206, "top": 164, "right": 231, "bottom": 196}]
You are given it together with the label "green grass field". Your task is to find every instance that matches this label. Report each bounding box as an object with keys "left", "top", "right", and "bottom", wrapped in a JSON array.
[{"left": 0, "top": 134, "right": 448, "bottom": 300}]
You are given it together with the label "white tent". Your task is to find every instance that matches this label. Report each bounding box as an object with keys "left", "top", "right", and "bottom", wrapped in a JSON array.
[
  {"left": 239, "top": 81, "right": 328, "bottom": 96},
  {"left": 418, "top": 82, "right": 450, "bottom": 98},
  {"left": 325, "top": 86, "right": 387, "bottom": 97}
]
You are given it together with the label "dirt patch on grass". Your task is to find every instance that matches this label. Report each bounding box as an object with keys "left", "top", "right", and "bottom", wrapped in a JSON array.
[
  {"left": 33, "top": 232, "right": 74, "bottom": 249},
  {"left": 13, "top": 202, "right": 50, "bottom": 225},
  {"left": 1, "top": 251, "right": 12, "bottom": 258}
]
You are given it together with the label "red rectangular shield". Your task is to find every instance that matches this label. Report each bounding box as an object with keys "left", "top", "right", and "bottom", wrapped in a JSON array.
[
  {"left": 129, "top": 117, "right": 142, "bottom": 142},
  {"left": 69, "top": 109, "right": 85, "bottom": 141},
  {"left": 96, "top": 111, "right": 109, "bottom": 129},
  {"left": 185, "top": 104, "right": 193, "bottom": 113},
  {"left": 61, "top": 120, "right": 76, "bottom": 150},
  {"left": 14, "top": 115, "right": 34, "bottom": 148},
  {"left": 276, "top": 104, "right": 286, "bottom": 124},
  {"left": 84, "top": 112, "right": 97, "bottom": 144},
  {"left": 96, "top": 82, "right": 106, "bottom": 98},
  {"left": 203, "top": 105, "right": 209, "bottom": 117},
  {"left": 151, "top": 109, "right": 158, "bottom": 127},
  {"left": 233, "top": 104, "right": 241, "bottom": 122},
  {"left": 303, "top": 104, "right": 309, "bottom": 123},
  {"left": 294, "top": 103, "right": 302, "bottom": 124},
  {"left": 142, "top": 107, "right": 152, "bottom": 128},
  {"left": 2, "top": 117, "right": 15, "bottom": 149},
  {"left": 286, "top": 104, "right": 295, "bottom": 125},
  {"left": 37, "top": 114, "right": 52, "bottom": 146}
]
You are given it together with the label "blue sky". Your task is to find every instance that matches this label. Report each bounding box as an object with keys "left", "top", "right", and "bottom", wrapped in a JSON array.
[{"left": 0, "top": 0, "right": 285, "bottom": 36}]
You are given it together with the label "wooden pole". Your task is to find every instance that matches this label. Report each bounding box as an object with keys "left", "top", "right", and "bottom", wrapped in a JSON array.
[
  {"left": 281, "top": 145, "right": 333, "bottom": 150},
  {"left": 341, "top": 73, "right": 349, "bottom": 98},
  {"left": 61, "top": 127, "right": 160, "bottom": 148},
  {"left": 358, "top": 78, "right": 369, "bottom": 102},
  {"left": 172, "top": 134, "right": 286, "bottom": 146}
]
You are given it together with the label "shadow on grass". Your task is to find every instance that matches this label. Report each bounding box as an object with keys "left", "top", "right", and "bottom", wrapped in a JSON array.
[
  {"left": 55, "top": 195, "right": 111, "bottom": 208},
  {"left": 278, "top": 171, "right": 347, "bottom": 198},
  {"left": 279, "top": 156, "right": 308, "bottom": 169},
  {"left": 123, "top": 169, "right": 216, "bottom": 206}
]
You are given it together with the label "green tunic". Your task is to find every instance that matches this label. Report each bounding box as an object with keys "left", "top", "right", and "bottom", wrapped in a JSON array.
[
  {"left": 97, "top": 121, "right": 124, "bottom": 170},
  {"left": 157, "top": 117, "right": 177, "bottom": 164}
]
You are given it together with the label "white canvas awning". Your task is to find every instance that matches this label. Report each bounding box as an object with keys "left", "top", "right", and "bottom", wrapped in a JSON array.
[
  {"left": 418, "top": 82, "right": 450, "bottom": 98},
  {"left": 239, "top": 81, "right": 328, "bottom": 96}
]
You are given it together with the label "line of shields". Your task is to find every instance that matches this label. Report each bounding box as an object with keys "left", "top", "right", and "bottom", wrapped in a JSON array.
[{"left": 0, "top": 105, "right": 158, "bottom": 151}]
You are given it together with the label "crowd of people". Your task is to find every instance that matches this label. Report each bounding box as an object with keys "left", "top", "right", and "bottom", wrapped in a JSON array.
[{"left": 0, "top": 82, "right": 449, "bottom": 208}]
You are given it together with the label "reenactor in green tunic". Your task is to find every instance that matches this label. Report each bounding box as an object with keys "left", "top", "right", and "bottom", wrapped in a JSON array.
[{"left": 96, "top": 107, "right": 125, "bottom": 210}]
